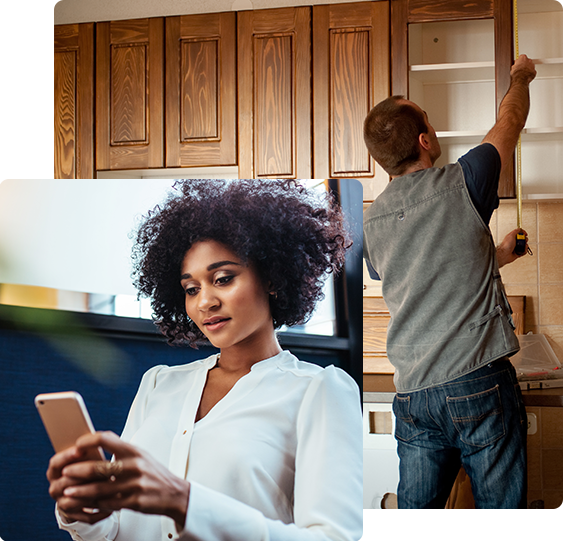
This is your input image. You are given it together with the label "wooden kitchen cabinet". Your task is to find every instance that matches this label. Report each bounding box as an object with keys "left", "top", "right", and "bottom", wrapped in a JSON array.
[
  {"left": 96, "top": 18, "right": 164, "bottom": 171},
  {"left": 391, "top": 0, "right": 515, "bottom": 198},
  {"left": 237, "top": 7, "right": 311, "bottom": 179},
  {"left": 312, "top": 1, "right": 390, "bottom": 179},
  {"left": 237, "top": 2, "right": 390, "bottom": 180},
  {"left": 55, "top": 2, "right": 391, "bottom": 178},
  {"left": 54, "top": 23, "right": 95, "bottom": 179},
  {"left": 165, "top": 13, "right": 237, "bottom": 168}
]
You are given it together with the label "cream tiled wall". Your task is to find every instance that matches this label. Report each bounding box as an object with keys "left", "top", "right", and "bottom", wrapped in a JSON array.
[
  {"left": 492, "top": 200, "right": 563, "bottom": 361},
  {"left": 486, "top": 199, "right": 563, "bottom": 509}
]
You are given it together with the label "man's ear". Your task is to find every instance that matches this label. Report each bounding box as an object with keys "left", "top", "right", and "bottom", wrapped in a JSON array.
[{"left": 418, "top": 132, "right": 431, "bottom": 150}]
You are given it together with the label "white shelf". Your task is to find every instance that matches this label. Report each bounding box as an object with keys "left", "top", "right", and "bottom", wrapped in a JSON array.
[
  {"left": 410, "top": 61, "right": 495, "bottom": 83},
  {"left": 534, "top": 57, "right": 563, "bottom": 65},
  {"left": 434, "top": 127, "right": 563, "bottom": 144},
  {"left": 409, "top": 58, "right": 563, "bottom": 83},
  {"left": 436, "top": 130, "right": 487, "bottom": 143},
  {"left": 533, "top": 58, "right": 563, "bottom": 78},
  {"left": 522, "top": 127, "right": 563, "bottom": 140}
]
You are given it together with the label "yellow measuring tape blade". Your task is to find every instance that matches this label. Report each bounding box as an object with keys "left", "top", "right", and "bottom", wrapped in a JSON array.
[{"left": 514, "top": 0, "right": 523, "bottom": 229}]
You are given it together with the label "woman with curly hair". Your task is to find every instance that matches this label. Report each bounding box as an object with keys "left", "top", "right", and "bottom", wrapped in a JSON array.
[{"left": 46, "top": 180, "right": 362, "bottom": 541}]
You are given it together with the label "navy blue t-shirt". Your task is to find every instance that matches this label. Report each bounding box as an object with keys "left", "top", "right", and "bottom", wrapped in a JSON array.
[{"left": 365, "top": 143, "right": 501, "bottom": 280}]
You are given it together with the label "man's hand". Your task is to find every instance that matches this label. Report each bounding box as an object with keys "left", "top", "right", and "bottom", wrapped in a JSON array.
[
  {"left": 497, "top": 228, "right": 530, "bottom": 268},
  {"left": 510, "top": 54, "right": 537, "bottom": 85}
]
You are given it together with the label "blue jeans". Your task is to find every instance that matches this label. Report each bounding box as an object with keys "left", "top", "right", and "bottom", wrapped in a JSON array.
[{"left": 393, "top": 359, "right": 527, "bottom": 509}]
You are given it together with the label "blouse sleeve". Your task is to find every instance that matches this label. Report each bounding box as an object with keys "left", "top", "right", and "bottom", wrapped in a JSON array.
[
  {"left": 56, "top": 365, "right": 166, "bottom": 541},
  {"left": 179, "top": 366, "right": 363, "bottom": 541}
]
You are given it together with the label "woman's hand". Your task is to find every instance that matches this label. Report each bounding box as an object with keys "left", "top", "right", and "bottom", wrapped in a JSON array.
[
  {"left": 47, "top": 443, "right": 113, "bottom": 524},
  {"left": 48, "top": 431, "right": 190, "bottom": 528}
]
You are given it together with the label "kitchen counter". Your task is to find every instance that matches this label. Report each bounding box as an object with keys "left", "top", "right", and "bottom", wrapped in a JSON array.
[
  {"left": 521, "top": 387, "right": 563, "bottom": 407},
  {"left": 363, "top": 392, "right": 395, "bottom": 404}
]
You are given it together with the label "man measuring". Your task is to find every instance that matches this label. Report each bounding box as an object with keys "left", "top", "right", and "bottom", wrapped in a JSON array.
[{"left": 363, "top": 54, "right": 536, "bottom": 508}]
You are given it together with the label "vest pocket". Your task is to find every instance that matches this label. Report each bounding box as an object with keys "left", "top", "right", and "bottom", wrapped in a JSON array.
[
  {"left": 393, "top": 395, "right": 425, "bottom": 442},
  {"left": 446, "top": 384, "right": 505, "bottom": 447}
]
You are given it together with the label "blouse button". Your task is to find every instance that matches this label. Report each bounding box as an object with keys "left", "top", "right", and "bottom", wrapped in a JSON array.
[
  {"left": 398, "top": 212, "right": 405, "bottom": 221},
  {"left": 168, "top": 534, "right": 173, "bottom": 539}
]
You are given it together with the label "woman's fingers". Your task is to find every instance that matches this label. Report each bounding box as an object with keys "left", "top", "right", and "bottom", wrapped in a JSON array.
[
  {"left": 47, "top": 433, "right": 145, "bottom": 523},
  {"left": 57, "top": 465, "right": 132, "bottom": 514},
  {"left": 75, "top": 431, "right": 137, "bottom": 459},
  {"left": 62, "top": 457, "right": 130, "bottom": 483},
  {"left": 47, "top": 446, "right": 85, "bottom": 482},
  {"left": 58, "top": 505, "right": 113, "bottom": 525},
  {"left": 60, "top": 431, "right": 139, "bottom": 483},
  {"left": 47, "top": 446, "right": 92, "bottom": 502},
  {"left": 59, "top": 486, "right": 121, "bottom": 511},
  {"left": 53, "top": 434, "right": 189, "bottom": 524}
]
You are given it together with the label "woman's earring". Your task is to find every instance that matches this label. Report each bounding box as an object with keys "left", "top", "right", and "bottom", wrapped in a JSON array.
[{"left": 269, "top": 291, "right": 278, "bottom": 301}]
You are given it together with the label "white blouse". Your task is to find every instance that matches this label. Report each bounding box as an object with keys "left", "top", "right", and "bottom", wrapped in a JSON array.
[{"left": 58, "top": 350, "right": 363, "bottom": 541}]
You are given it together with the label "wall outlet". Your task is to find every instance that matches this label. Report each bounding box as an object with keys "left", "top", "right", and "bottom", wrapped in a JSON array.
[{"left": 527, "top": 413, "right": 537, "bottom": 435}]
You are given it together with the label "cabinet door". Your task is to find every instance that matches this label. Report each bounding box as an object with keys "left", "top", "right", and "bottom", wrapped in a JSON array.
[
  {"left": 238, "top": 7, "right": 311, "bottom": 179},
  {"left": 165, "top": 13, "right": 236, "bottom": 168},
  {"left": 54, "top": 23, "right": 94, "bottom": 179},
  {"left": 96, "top": 18, "right": 164, "bottom": 171},
  {"left": 313, "top": 1, "right": 390, "bottom": 179}
]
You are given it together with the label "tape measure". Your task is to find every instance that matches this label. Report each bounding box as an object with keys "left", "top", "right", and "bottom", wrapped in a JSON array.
[
  {"left": 514, "top": 230, "right": 527, "bottom": 256},
  {"left": 513, "top": 0, "right": 530, "bottom": 257}
]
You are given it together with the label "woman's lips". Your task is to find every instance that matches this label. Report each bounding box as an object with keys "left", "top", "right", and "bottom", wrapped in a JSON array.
[{"left": 203, "top": 317, "right": 231, "bottom": 331}]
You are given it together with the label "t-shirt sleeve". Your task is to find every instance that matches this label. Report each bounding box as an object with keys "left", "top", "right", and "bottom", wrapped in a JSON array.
[
  {"left": 458, "top": 143, "right": 501, "bottom": 224},
  {"left": 365, "top": 258, "right": 381, "bottom": 281}
]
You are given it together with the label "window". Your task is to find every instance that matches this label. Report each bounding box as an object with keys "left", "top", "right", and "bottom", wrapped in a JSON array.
[{"left": 0, "top": 179, "right": 340, "bottom": 337}]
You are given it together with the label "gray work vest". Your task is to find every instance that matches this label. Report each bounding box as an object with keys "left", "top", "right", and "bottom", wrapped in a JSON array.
[{"left": 363, "top": 162, "right": 520, "bottom": 392}]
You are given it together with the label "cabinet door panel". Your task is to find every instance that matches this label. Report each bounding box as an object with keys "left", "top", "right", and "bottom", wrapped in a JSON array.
[
  {"left": 313, "top": 2, "right": 390, "bottom": 179},
  {"left": 96, "top": 18, "right": 164, "bottom": 171},
  {"left": 54, "top": 50, "right": 76, "bottom": 178},
  {"left": 54, "top": 24, "right": 94, "bottom": 179},
  {"left": 181, "top": 39, "right": 218, "bottom": 140},
  {"left": 330, "top": 28, "right": 371, "bottom": 176},
  {"left": 238, "top": 7, "right": 311, "bottom": 179},
  {"left": 166, "top": 13, "right": 236, "bottom": 167},
  {"left": 255, "top": 34, "right": 294, "bottom": 177},
  {"left": 111, "top": 44, "right": 147, "bottom": 144}
]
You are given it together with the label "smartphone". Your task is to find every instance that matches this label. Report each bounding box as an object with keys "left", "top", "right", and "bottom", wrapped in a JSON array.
[{"left": 35, "top": 391, "right": 105, "bottom": 460}]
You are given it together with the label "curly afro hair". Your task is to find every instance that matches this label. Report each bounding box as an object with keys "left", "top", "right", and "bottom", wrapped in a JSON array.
[{"left": 131, "top": 180, "right": 351, "bottom": 347}]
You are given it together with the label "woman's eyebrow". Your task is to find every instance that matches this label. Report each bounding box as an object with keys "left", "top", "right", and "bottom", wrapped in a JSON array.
[
  {"left": 180, "top": 260, "right": 242, "bottom": 280},
  {"left": 207, "top": 260, "right": 241, "bottom": 271}
]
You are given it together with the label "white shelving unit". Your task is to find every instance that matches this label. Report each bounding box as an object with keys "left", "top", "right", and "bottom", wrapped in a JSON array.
[
  {"left": 409, "top": 18, "right": 496, "bottom": 169},
  {"left": 518, "top": 1, "right": 563, "bottom": 196},
  {"left": 408, "top": 1, "right": 563, "bottom": 197}
]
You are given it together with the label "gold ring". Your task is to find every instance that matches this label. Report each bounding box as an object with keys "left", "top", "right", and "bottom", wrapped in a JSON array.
[{"left": 94, "top": 460, "right": 124, "bottom": 480}]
